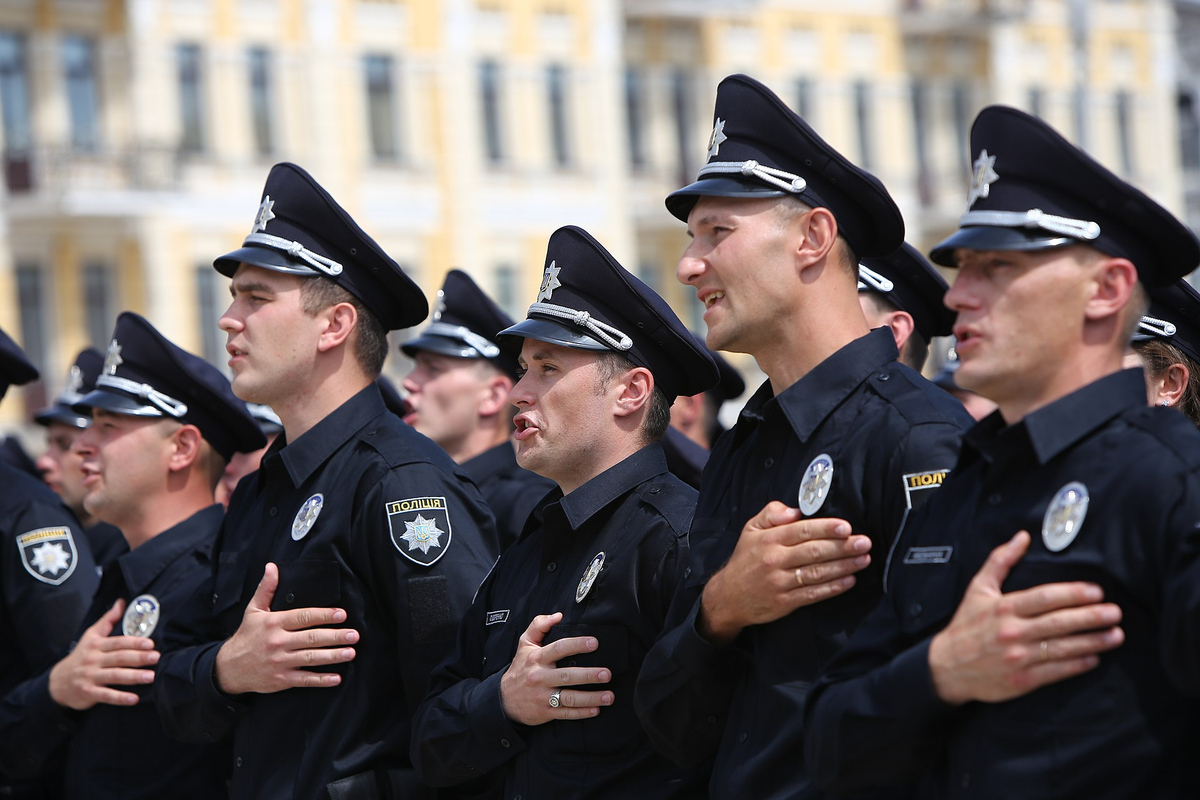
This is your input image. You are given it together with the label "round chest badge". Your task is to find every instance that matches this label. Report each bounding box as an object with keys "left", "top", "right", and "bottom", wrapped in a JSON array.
[
  {"left": 1042, "top": 482, "right": 1089, "bottom": 553},
  {"left": 292, "top": 493, "right": 324, "bottom": 541},
  {"left": 122, "top": 594, "right": 161, "bottom": 638},
  {"left": 798, "top": 454, "right": 834, "bottom": 516},
  {"left": 576, "top": 551, "right": 606, "bottom": 603}
]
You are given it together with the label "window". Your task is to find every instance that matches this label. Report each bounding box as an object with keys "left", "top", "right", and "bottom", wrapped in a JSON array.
[
  {"left": 248, "top": 47, "right": 274, "bottom": 157},
  {"left": 1179, "top": 91, "right": 1200, "bottom": 172},
  {"left": 796, "top": 77, "right": 814, "bottom": 122},
  {"left": 951, "top": 82, "right": 971, "bottom": 168},
  {"left": 15, "top": 264, "right": 45, "bottom": 369},
  {"left": 82, "top": 262, "right": 115, "bottom": 350},
  {"left": 910, "top": 81, "right": 933, "bottom": 207},
  {"left": 63, "top": 35, "right": 100, "bottom": 152},
  {"left": 364, "top": 53, "right": 398, "bottom": 161},
  {"left": 853, "top": 80, "right": 872, "bottom": 170},
  {"left": 671, "top": 69, "right": 692, "bottom": 186},
  {"left": 624, "top": 68, "right": 647, "bottom": 168},
  {"left": 177, "top": 44, "right": 206, "bottom": 153},
  {"left": 1028, "top": 86, "right": 1045, "bottom": 118},
  {"left": 196, "top": 265, "right": 225, "bottom": 365},
  {"left": 637, "top": 262, "right": 659, "bottom": 293},
  {"left": 1115, "top": 90, "right": 1134, "bottom": 176},
  {"left": 0, "top": 31, "right": 32, "bottom": 152},
  {"left": 494, "top": 264, "right": 520, "bottom": 320},
  {"left": 546, "top": 64, "right": 571, "bottom": 167},
  {"left": 480, "top": 60, "right": 505, "bottom": 164}
]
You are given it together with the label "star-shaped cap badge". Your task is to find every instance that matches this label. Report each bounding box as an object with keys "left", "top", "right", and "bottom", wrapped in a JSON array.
[
  {"left": 707, "top": 118, "right": 728, "bottom": 160},
  {"left": 251, "top": 195, "right": 276, "bottom": 234},
  {"left": 967, "top": 149, "right": 999, "bottom": 208},
  {"left": 103, "top": 340, "right": 123, "bottom": 376},
  {"left": 537, "top": 261, "right": 563, "bottom": 303}
]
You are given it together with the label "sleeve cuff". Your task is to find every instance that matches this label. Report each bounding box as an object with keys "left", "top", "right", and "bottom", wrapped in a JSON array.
[
  {"left": 465, "top": 670, "right": 526, "bottom": 770},
  {"left": 881, "top": 637, "right": 956, "bottom": 724}
]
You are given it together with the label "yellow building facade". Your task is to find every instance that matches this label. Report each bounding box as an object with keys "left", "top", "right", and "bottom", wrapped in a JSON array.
[{"left": 0, "top": 0, "right": 1185, "bottom": 418}]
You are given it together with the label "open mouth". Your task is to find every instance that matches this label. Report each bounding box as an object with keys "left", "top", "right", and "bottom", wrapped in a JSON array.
[
  {"left": 513, "top": 415, "right": 539, "bottom": 441},
  {"left": 701, "top": 290, "right": 725, "bottom": 310}
]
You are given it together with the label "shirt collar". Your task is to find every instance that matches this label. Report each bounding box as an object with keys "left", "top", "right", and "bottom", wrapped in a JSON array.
[
  {"left": 460, "top": 442, "right": 517, "bottom": 485},
  {"left": 274, "top": 383, "right": 384, "bottom": 487},
  {"left": 555, "top": 442, "right": 669, "bottom": 530},
  {"left": 963, "top": 368, "right": 1146, "bottom": 466},
  {"left": 117, "top": 504, "right": 224, "bottom": 595},
  {"left": 744, "top": 327, "right": 898, "bottom": 444}
]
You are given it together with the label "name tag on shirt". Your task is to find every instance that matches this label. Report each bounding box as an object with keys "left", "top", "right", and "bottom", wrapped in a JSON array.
[
  {"left": 903, "top": 546, "right": 953, "bottom": 565},
  {"left": 485, "top": 610, "right": 509, "bottom": 625}
]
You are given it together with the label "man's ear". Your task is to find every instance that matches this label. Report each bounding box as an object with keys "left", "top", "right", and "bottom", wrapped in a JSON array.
[
  {"left": 167, "top": 424, "right": 204, "bottom": 473},
  {"left": 479, "top": 374, "right": 514, "bottom": 418},
  {"left": 881, "top": 309, "right": 916, "bottom": 354},
  {"left": 613, "top": 367, "right": 654, "bottom": 419},
  {"left": 317, "top": 302, "right": 358, "bottom": 352},
  {"left": 794, "top": 206, "right": 840, "bottom": 275},
  {"left": 1084, "top": 257, "right": 1138, "bottom": 325}
]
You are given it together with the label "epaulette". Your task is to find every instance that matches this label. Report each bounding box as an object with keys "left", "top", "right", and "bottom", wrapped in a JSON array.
[
  {"left": 636, "top": 474, "right": 697, "bottom": 538},
  {"left": 869, "top": 363, "right": 972, "bottom": 428}
]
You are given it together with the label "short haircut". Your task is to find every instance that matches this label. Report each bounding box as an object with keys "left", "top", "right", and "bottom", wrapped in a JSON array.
[
  {"left": 298, "top": 277, "right": 389, "bottom": 376},
  {"left": 772, "top": 195, "right": 858, "bottom": 280},
  {"left": 1133, "top": 338, "right": 1200, "bottom": 428},
  {"left": 593, "top": 350, "right": 672, "bottom": 444}
]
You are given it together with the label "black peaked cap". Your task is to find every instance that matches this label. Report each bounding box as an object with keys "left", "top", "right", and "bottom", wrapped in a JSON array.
[
  {"left": 1134, "top": 279, "right": 1200, "bottom": 365},
  {"left": 0, "top": 327, "right": 38, "bottom": 402},
  {"left": 859, "top": 243, "right": 955, "bottom": 341},
  {"left": 75, "top": 313, "right": 266, "bottom": 461},
  {"left": 34, "top": 347, "right": 103, "bottom": 428},
  {"left": 497, "top": 226, "right": 719, "bottom": 401},
  {"left": 930, "top": 106, "right": 1200, "bottom": 286},
  {"left": 401, "top": 269, "right": 520, "bottom": 379},
  {"left": 666, "top": 73, "right": 905, "bottom": 259},
  {"left": 214, "top": 162, "right": 428, "bottom": 330}
]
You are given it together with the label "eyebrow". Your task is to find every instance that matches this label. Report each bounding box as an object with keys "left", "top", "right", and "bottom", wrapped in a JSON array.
[{"left": 230, "top": 279, "right": 275, "bottom": 296}]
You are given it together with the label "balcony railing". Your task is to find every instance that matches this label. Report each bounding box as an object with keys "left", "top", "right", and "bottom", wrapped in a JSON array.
[{"left": 2, "top": 144, "right": 183, "bottom": 196}]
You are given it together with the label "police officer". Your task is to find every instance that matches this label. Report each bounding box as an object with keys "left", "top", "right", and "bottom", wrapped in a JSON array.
[
  {"left": 216, "top": 402, "right": 283, "bottom": 508},
  {"left": 34, "top": 347, "right": 127, "bottom": 568},
  {"left": 664, "top": 339, "right": 744, "bottom": 488},
  {"left": 0, "top": 330, "right": 99, "bottom": 798},
  {"left": 401, "top": 269, "right": 554, "bottom": 549},
  {"left": 0, "top": 312, "right": 265, "bottom": 798},
  {"left": 633, "top": 74, "right": 971, "bottom": 799},
  {"left": 1125, "top": 278, "right": 1200, "bottom": 426},
  {"left": 155, "top": 162, "right": 498, "bottom": 800},
  {"left": 805, "top": 106, "right": 1200, "bottom": 798},
  {"left": 412, "top": 225, "right": 718, "bottom": 797},
  {"left": 858, "top": 242, "right": 957, "bottom": 372}
]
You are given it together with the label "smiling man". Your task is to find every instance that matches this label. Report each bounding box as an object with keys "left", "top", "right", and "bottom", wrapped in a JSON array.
[
  {"left": 155, "top": 163, "right": 497, "bottom": 799},
  {"left": 633, "top": 74, "right": 972, "bottom": 799},
  {"left": 805, "top": 107, "right": 1200, "bottom": 798},
  {"left": 0, "top": 312, "right": 265, "bottom": 798},
  {"left": 412, "top": 225, "right": 719, "bottom": 798}
]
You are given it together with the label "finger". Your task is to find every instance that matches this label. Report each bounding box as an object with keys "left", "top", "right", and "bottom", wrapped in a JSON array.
[
  {"left": 1004, "top": 583, "right": 1109, "bottom": 619},
  {"left": 1013, "top": 603, "right": 1122, "bottom": 642},
  {"left": 554, "top": 688, "right": 614, "bottom": 710},
  {"left": 521, "top": 612, "right": 563, "bottom": 647},
  {"left": 539, "top": 635, "right": 599, "bottom": 664},
  {"left": 96, "top": 635, "right": 158, "bottom": 653},
  {"left": 95, "top": 648, "right": 160, "bottom": 669},
  {"left": 278, "top": 669, "right": 344, "bottom": 689},
  {"left": 89, "top": 600, "right": 126, "bottom": 639},
  {"left": 248, "top": 563, "right": 280, "bottom": 613},
  {"left": 971, "top": 531, "right": 1030, "bottom": 592},
  {"left": 1034, "top": 627, "right": 1124, "bottom": 665},
  {"left": 784, "top": 536, "right": 872, "bottom": 569},
  {"left": 775, "top": 517, "right": 854, "bottom": 547},
  {"left": 1018, "top": 653, "right": 1106, "bottom": 693},
  {"left": 89, "top": 687, "right": 143, "bottom": 707},
  {"left": 745, "top": 501, "right": 803, "bottom": 533},
  {"left": 277, "top": 647, "right": 357, "bottom": 669},
  {"left": 276, "top": 606, "right": 351, "bottom": 631},
  {"left": 94, "top": 667, "right": 157, "bottom": 686},
  {"left": 283, "top": 628, "right": 360, "bottom": 651},
  {"left": 549, "top": 667, "right": 611, "bottom": 688},
  {"left": 786, "top": 574, "right": 858, "bottom": 609},
  {"left": 793, "top": 554, "right": 871, "bottom": 588}
]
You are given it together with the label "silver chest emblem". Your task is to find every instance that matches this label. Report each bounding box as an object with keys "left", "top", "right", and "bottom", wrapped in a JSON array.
[
  {"left": 292, "top": 493, "right": 324, "bottom": 541},
  {"left": 576, "top": 551, "right": 605, "bottom": 603},
  {"left": 798, "top": 454, "right": 834, "bottom": 516},
  {"left": 123, "top": 594, "right": 161, "bottom": 638},
  {"left": 1042, "top": 482, "right": 1089, "bottom": 553}
]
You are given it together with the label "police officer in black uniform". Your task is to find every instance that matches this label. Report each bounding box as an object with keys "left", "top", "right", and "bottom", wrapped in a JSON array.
[
  {"left": 633, "top": 74, "right": 972, "bottom": 799},
  {"left": 412, "top": 225, "right": 718, "bottom": 798},
  {"left": 401, "top": 269, "right": 554, "bottom": 550},
  {"left": 0, "top": 312, "right": 265, "bottom": 798},
  {"left": 858, "top": 242, "right": 957, "bottom": 372},
  {"left": 154, "top": 162, "right": 498, "bottom": 800},
  {"left": 33, "top": 347, "right": 127, "bottom": 569},
  {"left": 805, "top": 106, "right": 1200, "bottom": 798},
  {"left": 0, "top": 329, "right": 99, "bottom": 799},
  {"left": 1126, "top": 278, "right": 1200, "bottom": 425}
]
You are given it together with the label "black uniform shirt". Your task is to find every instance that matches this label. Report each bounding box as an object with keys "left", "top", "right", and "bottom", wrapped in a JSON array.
[
  {"left": 156, "top": 384, "right": 498, "bottom": 800},
  {"left": 85, "top": 520, "right": 128, "bottom": 573},
  {"left": 806, "top": 368, "right": 1200, "bottom": 799},
  {"left": 461, "top": 442, "right": 555, "bottom": 551},
  {"left": 635, "top": 328, "right": 970, "bottom": 800},
  {"left": 413, "top": 443, "right": 706, "bottom": 799},
  {"left": 0, "top": 505, "right": 228, "bottom": 798}
]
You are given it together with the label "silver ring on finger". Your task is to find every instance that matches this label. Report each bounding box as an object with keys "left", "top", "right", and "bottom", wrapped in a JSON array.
[
  {"left": 795, "top": 567, "right": 805, "bottom": 588},
  {"left": 549, "top": 688, "right": 562, "bottom": 708}
]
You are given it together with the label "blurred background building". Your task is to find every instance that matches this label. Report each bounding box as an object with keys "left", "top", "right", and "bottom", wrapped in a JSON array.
[{"left": 0, "top": 0, "right": 1190, "bottom": 424}]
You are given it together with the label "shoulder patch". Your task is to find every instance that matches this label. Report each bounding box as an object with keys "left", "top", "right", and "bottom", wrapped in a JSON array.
[
  {"left": 16, "top": 527, "right": 79, "bottom": 585},
  {"left": 902, "top": 469, "right": 950, "bottom": 509},
  {"left": 387, "top": 496, "right": 452, "bottom": 566}
]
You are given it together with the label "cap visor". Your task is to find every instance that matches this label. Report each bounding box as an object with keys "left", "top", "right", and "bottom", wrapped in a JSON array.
[
  {"left": 665, "top": 177, "right": 787, "bottom": 222},
  {"left": 33, "top": 406, "right": 90, "bottom": 428},
  {"left": 400, "top": 333, "right": 486, "bottom": 361},
  {"left": 213, "top": 245, "right": 319, "bottom": 278},
  {"left": 72, "top": 388, "right": 165, "bottom": 418},
  {"left": 929, "top": 227, "right": 1076, "bottom": 267},
  {"left": 496, "top": 318, "right": 609, "bottom": 354}
]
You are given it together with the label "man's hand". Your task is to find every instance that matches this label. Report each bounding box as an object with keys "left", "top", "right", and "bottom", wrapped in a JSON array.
[
  {"left": 698, "top": 502, "right": 871, "bottom": 645},
  {"left": 500, "top": 612, "right": 613, "bottom": 726},
  {"left": 928, "top": 531, "right": 1125, "bottom": 706},
  {"left": 214, "top": 563, "right": 360, "bottom": 695},
  {"left": 48, "top": 599, "right": 159, "bottom": 710}
]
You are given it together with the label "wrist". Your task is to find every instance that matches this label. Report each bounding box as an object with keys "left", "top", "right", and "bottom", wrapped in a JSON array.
[
  {"left": 927, "top": 630, "right": 967, "bottom": 706},
  {"left": 698, "top": 576, "right": 741, "bottom": 646},
  {"left": 213, "top": 641, "right": 242, "bottom": 696}
]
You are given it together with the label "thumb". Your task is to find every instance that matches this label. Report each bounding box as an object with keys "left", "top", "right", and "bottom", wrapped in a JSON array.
[
  {"left": 746, "top": 501, "right": 802, "bottom": 532},
  {"left": 973, "top": 531, "right": 1030, "bottom": 592},
  {"left": 523, "top": 612, "right": 563, "bottom": 647},
  {"left": 248, "top": 563, "right": 280, "bottom": 613}
]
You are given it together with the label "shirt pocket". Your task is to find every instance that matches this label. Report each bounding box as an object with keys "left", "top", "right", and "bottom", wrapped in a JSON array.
[{"left": 270, "top": 559, "right": 342, "bottom": 610}]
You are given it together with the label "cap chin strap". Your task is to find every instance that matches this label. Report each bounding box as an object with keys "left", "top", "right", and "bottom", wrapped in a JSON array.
[
  {"left": 857, "top": 264, "right": 895, "bottom": 293},
  {"left": 1137, "top": 315, "right": 1177, "bottom": 339},
  {"left": 526, "top": 303, "right": 633, "bottom": 352},
  {"left": 958, "top": 208, "right": 1101, "bottom": 241},
  {"left": 242, "top": 232, "right": 345, "bottom": 277},
  {"left": 423, "top": 322, "right": 501, "bottom": 358},
  {"left": 699, "top": 160, "right": 808, "bottom": 194},
  {"left": 96, "top": 375, "right": 189, "bottom": 417}
]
